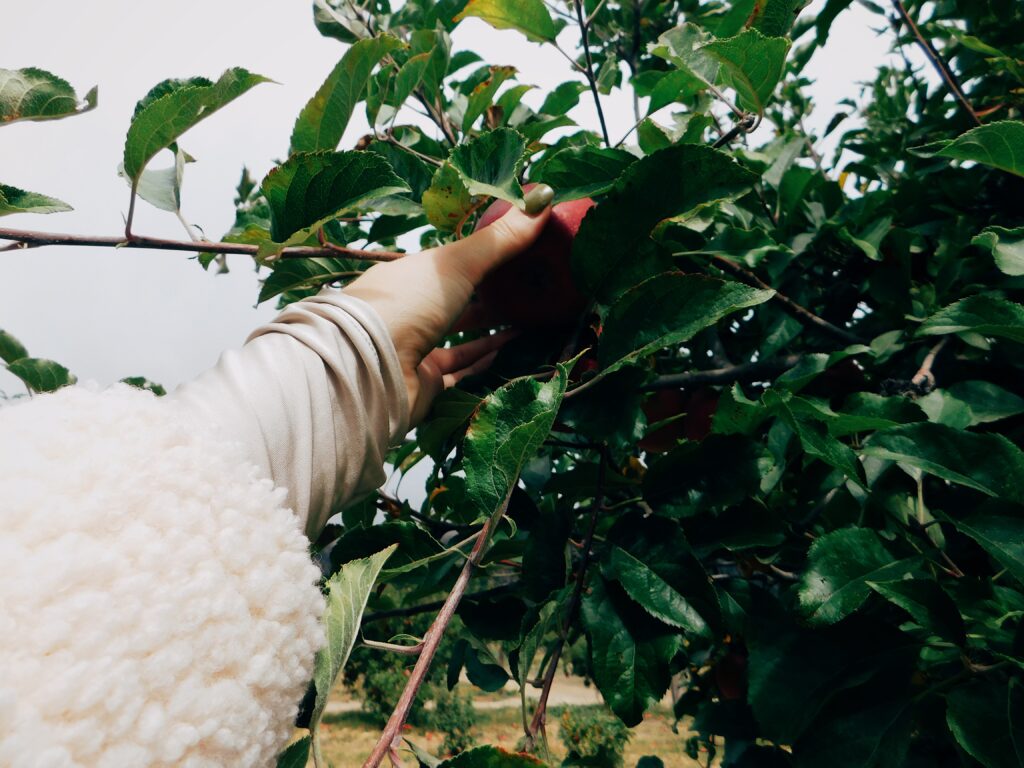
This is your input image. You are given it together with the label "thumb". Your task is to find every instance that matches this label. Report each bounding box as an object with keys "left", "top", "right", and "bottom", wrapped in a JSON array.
[{"left": 437, "top": 184, "right": 554, "bottom": 286}]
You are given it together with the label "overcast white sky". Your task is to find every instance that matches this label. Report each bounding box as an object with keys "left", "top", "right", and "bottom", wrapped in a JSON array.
[{"left": 0, "top": 0, "right": 900, "bottom": 397}]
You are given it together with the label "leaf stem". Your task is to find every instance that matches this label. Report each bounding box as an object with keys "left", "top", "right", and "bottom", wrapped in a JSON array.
[
  {"left": 890, "top": 0, "right": 981, "bottom": 126},
  {"left": 911, "top": 337, "right": 948, "bottom": 391},
  {"left": 573, "top": 0, "right": 611, "bottom": 146},
  {"left": 125, "top": 183, "right": 139, "bottom": 239},
  {"left": 0, "top": 226, "right": 407, "bottom": 262}
]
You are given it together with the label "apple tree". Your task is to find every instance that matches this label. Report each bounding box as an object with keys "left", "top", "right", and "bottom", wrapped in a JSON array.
[{"left": 3, "top": 0, "right": 1024, "bottom": 766}]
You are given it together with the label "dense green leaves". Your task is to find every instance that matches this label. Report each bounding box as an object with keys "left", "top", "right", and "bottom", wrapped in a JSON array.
[
  {"left": 0, "top": 67, "right": 96, "bottom": 125},
  {"left": 438, "top": 745, "right": 547, "bottom": 767},
  {"left": 123, "top": 68, "right": 268, "bottom": 182},
  {"left": 919, "top": 295, "right": 1024, "bottom": 343},
  {"left": 598, "top": 274, "right": 773, "bottom": 375},
  {"left": 917, "top": 381, "right": 1024, "bottom": 429},
  {"left": 260, "top": 150, "right": 408, "bottom": 255},
  {"left": 0, "top": 184, "right": 71, "bottom": 216},
  {"left": 799, "top": 528, "right": 916, "bottom": 625},
  {"left": 310, "top": 546, "right": 395, "bottom": 733},
  {"left": 867, "top": 578, "right": 966, "bottom": 645},
  {"left": 923, "top": 120, "right": 1024, "bottom": 178},
  {"left": 454, "top": 0, "right": 558, "bottom": 43},
  {"left": 863, "top": 423, "right": 1024, "bottom": 502},
  {"left": 572, "top": 144, "right": 758, "bottom": 302},
  {"left": 291, "top": 35, "right": 402, "bottom": 153},
  {"left": 955, "top": 511, "right": 1024, "bottom": 586},
  {"left": 448, "top": 127, "right": 526, "bottom": 203}
]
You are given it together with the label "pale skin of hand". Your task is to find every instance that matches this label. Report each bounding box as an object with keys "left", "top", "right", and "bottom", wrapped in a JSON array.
[{"left": 343, "top": 186, "right": 554, "bottom": 425}]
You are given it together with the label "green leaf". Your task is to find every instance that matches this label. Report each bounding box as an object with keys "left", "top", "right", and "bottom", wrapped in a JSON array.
[
  {"left": 123, "top": 68, "right": 269, "bottom": 182},
  {"left": 454, "top": 0, "right": 558, "bottom": 43},
  {"left": 0, "top": 184, "right": 72, "bottom": 216},
  {"left": 598, "top": 273, "right": 773, "bottom": 375},
  {"left": 793, "top": 697, "right": 912, "bottom": 768},
  {"left": 437, "top": 745, "right": 547, "bottom": 767},
  {"left": 947, "top": 681, "right": 1020, "bottom": 768},
  {"left": 312, "top": 0, "right": 366, "bottom": 43},
  {"left": 461, "top": 364, "right": 569, "bottom": 523},
  {"left": 917, "top": 381, "right": 1024, "bottom": 429},
  {"left": 423, "top": 162, "right": 474, "bottom": 232},
  {"left": 605, "top": 545, "right": 711, "bottom": 636},
  {"left": 572, "top": 144, "right": 758, "bottom": 303},
  {"left": 581, "top": 575, "right": 681, "bottom": 726},
  {"left": 462, "top": 65, "right": 516, "bottom": 132},
  {"left": 275, "top": 736, "right": 311, "bottom": 768},
  {"left": 863, "top": 423, "right": 1024, "bottom": 503},
  {"left": 6, "top": 358, "right": 76, "bottom": 393},
  {"left": 747, "top": 0, "right": 804, "bottom": 37},
  {"left": 448, "top": 127, "right": 526, "bottom": 203},
  {"left": 0, "top": 68, "right": 97, "bottom": 125},
  {"left": 973, "top": 226, "right": 1024, "bottom": 276},
  {"left": 310, "top": 545, "right": 396, "bottom": 731},
  {"left": 919, "top": 295, "right": 1024, "bottom": 343},
  {"left": 290, "top": 35, "right": 402, "bottom": 153},
  {"left": 650, "top": 24, "right": 720, "bottom": 86},
  {"left": 120, "top": 377, "right": 167, "bottom": 397},
  {"left": 260, "top": 150, "right": 408, "bottom": 255},
  {"left": 798, "top": 527, "right": 917, "bottom": 625},
  {"left": 702, "top": 29, "right": 792, "bottom": 115},
  {"left": 118, "top": 145, "right": 192, "bottom": 213},
  {"left": 258, "top": 257, "right": 362, "bottom": 303},
  {"left": 532, "top": 145, "right": 634, "bottom": 201},
  {"left": 766, "top": 390, "right": 867, "bottom": 488},
  {"left": 921, "top": 120, "right": 1024, "bottom": 178},
  {"left": 955, "top": 512, "right": 1024, "bottom": 586},
  {"left": 0, "top": 329, "right": 28, "bottom": 363},
  {"left": 538, "top": 81, "right": 587, "bottom": 115},
  {"left": 867, "top": 578, "right": 966, "bottom": 645}
]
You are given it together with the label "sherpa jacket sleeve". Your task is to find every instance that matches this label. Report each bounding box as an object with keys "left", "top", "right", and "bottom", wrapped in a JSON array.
[{"left": 0, "top": 288, "right": 410, "bottom": 768}]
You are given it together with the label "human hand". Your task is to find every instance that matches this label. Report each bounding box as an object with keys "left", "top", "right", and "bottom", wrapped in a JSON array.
[{"left": 342, "top": 184, "right": 555, "bottom": 425}]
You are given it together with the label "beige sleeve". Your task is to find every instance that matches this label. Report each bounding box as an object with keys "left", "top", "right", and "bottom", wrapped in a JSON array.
[{"left": 170, "top": 288, "right": 410, "bottom": 539}]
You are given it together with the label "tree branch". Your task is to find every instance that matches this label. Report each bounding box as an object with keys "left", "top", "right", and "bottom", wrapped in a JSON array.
[
  {"left": 573, "top": 0, "right": 611, "bottom": 146},
  {"left": 643, "top": 354, "right": 803, "bottom": 391},
  {"left": 711, "top": 255, "right": 865, "bottom": 344},
  {"left": 0, "top": 226, "right": 407, "bottom": 262},
  {"left": 361, "top": 492, "right": 513, "bottom": 768},
  {"left": 890, "top": 0, "right": 981, "bottom": 126},
  {"left": 712, "top": 113, "right": 757, "bottom": 149}
]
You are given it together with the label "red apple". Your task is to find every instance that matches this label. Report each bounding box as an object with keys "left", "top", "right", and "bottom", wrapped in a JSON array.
[
  {"left": 638, "top": 388, "right": 720, "bottom": 453},
  {"left": 472, "top": 184, "right": 595, "bottom": 329}
]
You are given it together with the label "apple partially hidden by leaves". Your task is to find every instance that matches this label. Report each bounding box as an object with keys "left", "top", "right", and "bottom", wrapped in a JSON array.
[
  {"left": 471, "top": 185, "right": 595, "bottom": 329},
  {"left": 639, "top": 388, "right": 720, "bottom": 453}
]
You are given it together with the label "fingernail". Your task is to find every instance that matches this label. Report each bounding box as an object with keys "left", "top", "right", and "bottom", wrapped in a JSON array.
[{"left": 524, "top": 184, "right": 555, "bottom": 215}]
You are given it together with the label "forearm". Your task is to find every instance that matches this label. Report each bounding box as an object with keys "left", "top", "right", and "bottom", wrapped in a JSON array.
[{"left": 171, "top": 289, "right": 409, "bottom": 538}]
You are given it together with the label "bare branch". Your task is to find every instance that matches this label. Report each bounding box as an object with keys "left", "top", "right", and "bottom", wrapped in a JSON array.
[
  {"left": 644, "top": 354, "right": 803, "bottom": 391},
  {"left": 573, "top": 0, "right": 611, "bottom": 146},
  {"left": 0, "top": 226, "right": 407, "bottom": 262}
]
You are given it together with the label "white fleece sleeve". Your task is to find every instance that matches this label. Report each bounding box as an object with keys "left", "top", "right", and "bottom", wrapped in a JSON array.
[{"left": 170, "top": 288, "right": 410, "bottom": 539}]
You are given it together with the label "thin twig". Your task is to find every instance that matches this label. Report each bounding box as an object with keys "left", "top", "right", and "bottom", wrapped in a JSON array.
[
  {"left": 574, "top": 0, "right": 611, "bottom": 146},
  {"left": 0, "top": 226, "right": 407, "bottom": 262},
  {"left": 890, "top": 0, "right": 981, "bottom": 126},
  {"left": 362, "top": 583, "right": 519, "bottom": 623},
  {"left": 643, "top": 354, "right": 803, "bottom": 391},
  {"left": 361, "top": 491, "right": 514, "bottom": 768},
  {"left": 911, "top": 337, "right": 948, "bottom": 389},
  {"left": 711, "top": 255, "right": 865, "bottom": 344},
  {"left": 712, "top": 113, "right": 757, "bottom": 149},
  {"left": 524, "top": 456, "right": 607, "bottom": 751},
  {"left": 124, "top": 184, "right": 138, "bottom": 238}
]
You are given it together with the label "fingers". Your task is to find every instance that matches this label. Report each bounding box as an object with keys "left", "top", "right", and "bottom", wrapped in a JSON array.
[
  {"left": 409, "top": 331, "right": 515, "bottom": 425},
  {"left": 429, "top": 329, "right": 518, "bottom": 373},
  {"left": 435, "top": 185, "right": 554, "bottom": 286}
]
